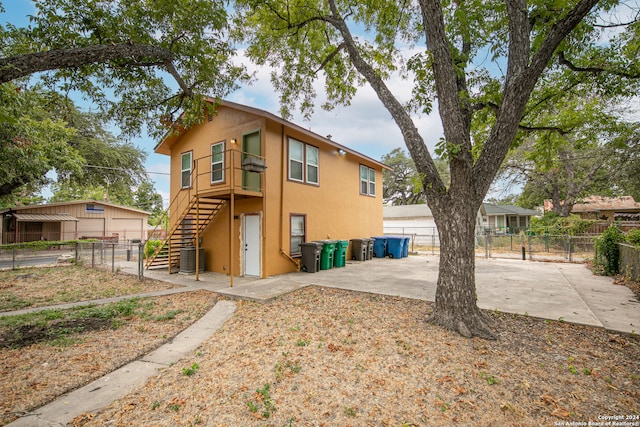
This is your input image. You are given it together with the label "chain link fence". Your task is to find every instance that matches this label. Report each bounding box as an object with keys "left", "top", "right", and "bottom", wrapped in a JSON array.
[
  {"left": 383, "top": 227, "right": 441, "bottom": 255},
  {"left": 383, "top": 226, "right": 596, "bottom": 262},
  {"left": 0, "top": 241, "right": 145, "bottom": 280},
  {"left": 476, "top": 234, "right": 595, "bottom": 262}
]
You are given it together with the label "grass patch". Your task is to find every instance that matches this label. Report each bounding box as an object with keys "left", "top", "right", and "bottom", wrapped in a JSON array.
[
  {"left": 0, "top": 294, "right": 32, "bottom": 311},
  {"left": 0, "top": 265, "right": 177, "bottom": 312},
  {"left": 0, "top": 298, "right": 153, "bottom": 348}
]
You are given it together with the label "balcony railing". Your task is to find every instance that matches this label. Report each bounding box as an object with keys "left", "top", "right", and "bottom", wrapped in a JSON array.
[
  {"left": 148, "top": 149, "right": 266, "bottom": 243},
  {"left": 187, "top": 148, "right": 265, "bottom": 199}
]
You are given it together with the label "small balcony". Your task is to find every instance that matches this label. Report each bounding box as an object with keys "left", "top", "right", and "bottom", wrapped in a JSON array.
[
  {"left": 182, "top": 148, "right": 265, "bottom": 201},
  {"left": 146, "top": 148, "right": 266, "bottom": 271}
]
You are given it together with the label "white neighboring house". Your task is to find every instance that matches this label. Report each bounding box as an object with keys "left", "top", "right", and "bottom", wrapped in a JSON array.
[
  {"left": 480, "top": 203, "right": 540, "bottom": 234},
  {"left": 383, "top": 204, "right": 438, "bottom": 246},
  {"left": 383, "top": 204, "right": 489, "bottom": 247}
]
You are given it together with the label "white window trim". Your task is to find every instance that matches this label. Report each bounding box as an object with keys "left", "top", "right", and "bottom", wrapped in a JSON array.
[
  {"left": 181, "top": 151, "right": 192, "bottom": 189},
  {"left": 369, "top": 167, "right": 376, "bottom": 196},
  {"left": 288, "top": 139, "right": 304, "bottom": 183},
  {"left": 211, "top": 141, "right": 225, "bottom": 184},
  {"left": 306, "top": 145, "right": 319, "bottom": 185},
  {"left": 288, "top": 137, "right": 319, "bottom": 185},
  {"left": 290, "top": 214, "right": 306, "bottom": 256},
  {"left": 360, "top": 165, "right": 376, "bottom": 196}
]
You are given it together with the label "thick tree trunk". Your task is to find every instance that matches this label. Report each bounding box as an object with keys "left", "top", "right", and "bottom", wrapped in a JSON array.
[
  {"left": 326, "top": 0, "right": 598, "bottom": 340},
  {"left": 428, "top": 198, "right": 496, "bottom": 339}
]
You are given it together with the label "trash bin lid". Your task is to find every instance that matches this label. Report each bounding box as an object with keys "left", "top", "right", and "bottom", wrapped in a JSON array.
[
  {"left": 301, "top": 242, "right": 323, "bottom": 247},
  {"left": 313, "top": 240, "right": 337, "bottom": 246}
]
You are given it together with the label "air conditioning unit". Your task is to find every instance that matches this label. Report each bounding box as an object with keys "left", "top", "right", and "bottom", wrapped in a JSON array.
[
  {"left": 242, "top": 156, "right": 267, "bottom": 173},
  {"left": 180, "top": 247, "right": 205, "bottom": 273}
]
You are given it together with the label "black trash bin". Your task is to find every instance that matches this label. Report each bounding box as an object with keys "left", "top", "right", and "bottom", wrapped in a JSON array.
[
  {"left": 300, "top": 242, "right": 322, "bottom": 273},
  {"left": 364, "top": 238, "right": 373, "bottom": 260},
  {"left": 350, "top": 238, "right": 368, "bottom": 261}
]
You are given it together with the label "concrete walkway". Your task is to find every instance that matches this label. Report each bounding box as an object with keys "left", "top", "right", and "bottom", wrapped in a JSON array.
[
  {"left": 138, "top": 255, "right": 640, "bottom": 334},
  {"left": 5, "top": 255, "right": 639, "bottom": 426}
]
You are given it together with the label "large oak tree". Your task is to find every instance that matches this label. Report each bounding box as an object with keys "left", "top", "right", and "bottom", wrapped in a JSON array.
[
  {"left": 0, "top": 0, "right": 246, "bottom": 137},
  {"left": 235, "top": 0, "right": 640, "bottom": 338},
  {"left": 0, "top": 0, "right": 242, "bottom": 205},
  {"left": 0, "top": 83, "right": 150, "bottom": 205},
  {"left": 0, "top": 83, "right": 80, "bottom": 205}
]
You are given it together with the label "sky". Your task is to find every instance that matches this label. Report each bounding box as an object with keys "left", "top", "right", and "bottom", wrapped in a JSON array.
[{"left": 0, "top": 0, "right": 445, "bottom": 207}]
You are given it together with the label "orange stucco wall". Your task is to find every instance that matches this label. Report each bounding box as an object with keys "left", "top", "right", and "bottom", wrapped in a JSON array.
[{"left": 163, "top": 105, "right": 384, "bottom": 278}]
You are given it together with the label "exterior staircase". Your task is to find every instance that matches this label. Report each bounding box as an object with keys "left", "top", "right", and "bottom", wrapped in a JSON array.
[{"left": 145, "top": 195, "right": 226, "bottom": 271}]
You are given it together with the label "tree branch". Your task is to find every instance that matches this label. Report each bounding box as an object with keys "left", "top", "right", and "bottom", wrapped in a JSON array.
[
  {"left": 260, "top": 0, "right": 329, "bottom": 35},
  {"left": 325, "top": 0, "right": 446, "bottom": 196},
  {"left": 0, "top": 43, "right": 193, "bottom": 97},
  {"left": 558, "top": 51, "right": 640, "bottom": 79},
  {"left": 473, "top": 101, "right": 572, "bottom": 135},
  {"left": 314, "top": 42, "right": 346, "bottom": 75},
  {"left": 472, "top": 0, "right": 599, "bottom": 202},
  {"left": 505, "top": 0, "right": 530, "bottom": 78},
  {"left": 519, "top": 123, "right": 572, "bottom": 135},
  {"left": 419, "top": 0, "right": 469, "bottom": 147}
]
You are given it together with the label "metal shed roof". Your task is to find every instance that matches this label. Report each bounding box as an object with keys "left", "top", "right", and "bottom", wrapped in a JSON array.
[
  {"left": 0, "top": 200, "right": 150, "bottom": 216},
  {"left": 12, "top": 213, "right": 79, "bottom": 222}
]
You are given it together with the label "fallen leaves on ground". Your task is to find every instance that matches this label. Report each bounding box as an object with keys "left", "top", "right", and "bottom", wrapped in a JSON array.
[
  {"left": 0, "top": 290, "right": 216, "bottom": 426},
  {"left": 79, "top": 286, "right": 639, "bottom": 427}
]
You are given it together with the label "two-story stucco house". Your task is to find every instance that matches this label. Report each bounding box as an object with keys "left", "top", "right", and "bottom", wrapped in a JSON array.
[{"left": 146, "top": 100, "right": 389, "bottom": 280}]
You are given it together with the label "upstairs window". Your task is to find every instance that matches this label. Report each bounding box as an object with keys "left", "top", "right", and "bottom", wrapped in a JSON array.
[
  {"left": 360, "top": 165, "right": 376, "bottom": 196},
  {"left": 289, "top": 139, "right": 304, "bottom": 182},
  {"left": 211, "top": 142, "right": 225, "bottom": 183},
  {"left": 306, "top": 145, "right": 319, "bottom": 184},
  {"left": 288, "top": 138, "right": 319, "bottom": 185},
  {"left": 181, "top": 151, "right": 192, "bottom": 189}
]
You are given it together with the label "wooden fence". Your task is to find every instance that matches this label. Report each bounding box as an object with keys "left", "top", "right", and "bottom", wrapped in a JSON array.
[{"left": 619, "top": 243, "right": 640, "bottom": 281}]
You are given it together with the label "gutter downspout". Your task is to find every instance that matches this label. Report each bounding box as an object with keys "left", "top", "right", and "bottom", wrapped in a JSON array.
[
  {"left": 262, "top": 127, "right": 268, "bottom": 278},
  {"left": 229, "top": 149, "right": 235, "bottom": 287},
  {"left": 279, "top": 124, "right": 300, "bottom": 270}
]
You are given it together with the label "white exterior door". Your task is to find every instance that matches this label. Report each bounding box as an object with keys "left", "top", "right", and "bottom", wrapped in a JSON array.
[{"left": 243, "top": 214, "right": 261, "bottom": 276}]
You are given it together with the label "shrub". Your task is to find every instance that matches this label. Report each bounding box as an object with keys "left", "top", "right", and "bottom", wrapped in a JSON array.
[
  {"left": 594, "top": 224, "right": 625, "bottom": 276},
  {"left": 144, "top": 240, "right": 163, "bottom": 259},
  {"left": 626, "top": 229, "right": 640, "bottom": 246},
  {"left": 529, "top": 212, "right": 595, "bottom": 236}
]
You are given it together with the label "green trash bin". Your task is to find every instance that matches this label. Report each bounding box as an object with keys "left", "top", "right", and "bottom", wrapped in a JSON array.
[
  {"left": 314, "top": 240, "right": 337, "bottom": 270},
  {"left": 334, "top": 240, "right": 349, "bottom": 268}
]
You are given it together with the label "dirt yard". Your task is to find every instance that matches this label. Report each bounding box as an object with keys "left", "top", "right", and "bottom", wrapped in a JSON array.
[
  {"left": 81, "top": 287, "right": 639, "bottom": 427},
  {"left": 0, "top": 266, "right": 217, "bottom": 426},
  {"left": 1, "top": 267, "right": 639, "bottom": 427},
  {"left": 0, "top": 266, "right": 178, "bottom": 312}
]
